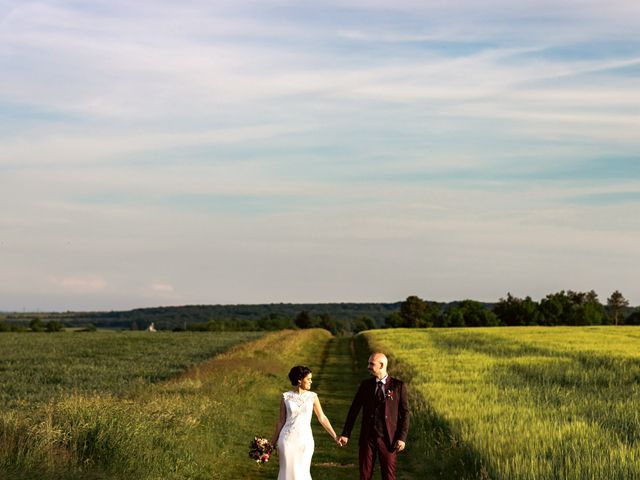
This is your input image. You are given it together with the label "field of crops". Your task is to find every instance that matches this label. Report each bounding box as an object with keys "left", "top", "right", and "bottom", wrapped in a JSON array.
[
  {"left": 0, "top": 330, "right": 285, "bottom": 480},
  {"left": 365, "top": 326, "right": 640, "bottom": 480},
  {"left": 0, "top": 331, "right": 264, "bottom": 410},
  {"left": 3, "top": 326, "right": 639, "bottom": 480}
]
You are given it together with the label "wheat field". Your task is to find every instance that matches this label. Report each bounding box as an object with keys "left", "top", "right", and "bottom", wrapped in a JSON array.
[{"left": 365, "top": 326, "right": 640, "bottom": 480}]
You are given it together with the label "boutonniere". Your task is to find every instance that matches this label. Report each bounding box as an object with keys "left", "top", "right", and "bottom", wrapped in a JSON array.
[{"left": 386, "top": 389, "right": 394, "bottom": 401}]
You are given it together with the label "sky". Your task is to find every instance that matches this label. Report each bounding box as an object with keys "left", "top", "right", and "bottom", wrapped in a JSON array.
[{"left": 1, "top": 0, "right": 639, "bottom": 311}]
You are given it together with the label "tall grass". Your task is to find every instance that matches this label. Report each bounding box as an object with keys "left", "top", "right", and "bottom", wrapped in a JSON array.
[
  {"left": 0, "top": 329, "right": 334, "bottom": 480},
  {"left": 365, "top": 326, "right": 640, "bottom": 480}
]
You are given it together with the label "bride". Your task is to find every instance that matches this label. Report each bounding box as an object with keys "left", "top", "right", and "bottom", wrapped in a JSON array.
[{"left": 271, "top": 365, "right": 339, "bottom": 480}]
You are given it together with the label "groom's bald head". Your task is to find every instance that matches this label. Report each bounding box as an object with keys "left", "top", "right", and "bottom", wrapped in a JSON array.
[{"left": 367, "top": 352, "right": 388, "bottom": 379}]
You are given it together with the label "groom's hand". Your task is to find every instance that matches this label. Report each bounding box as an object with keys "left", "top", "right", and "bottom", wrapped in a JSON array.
[
  {"left": 394, "top": 440, "right": 406, "bottom": 452},
  {"left": 337, "top": 436, "right": 349, "bottom": 446}
]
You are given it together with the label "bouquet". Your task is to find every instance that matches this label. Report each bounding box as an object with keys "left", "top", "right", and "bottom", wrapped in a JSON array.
[{"left": 249, "top": 436, "right": 273, "bottom": 464}]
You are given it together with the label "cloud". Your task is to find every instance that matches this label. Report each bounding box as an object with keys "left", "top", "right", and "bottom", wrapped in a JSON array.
[
  {"left": 151, "top": 282, "right": 174, "bottom": 293},
  {"left": 1, "top": 0, "right": 639, "bottom": 309},
  {"left": 50, "top": 275, "right": 107, "bottom": 293},
  {"left": 0, "top": 124, "right": 305, "bottom": 167},
  {"left": 567, "top": 191, "right": 640, "bottom": 206}
]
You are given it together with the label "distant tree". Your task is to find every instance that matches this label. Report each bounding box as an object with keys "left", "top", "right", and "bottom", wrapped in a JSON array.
[
  {"left": 400, "top": 295, "right": 426, "bottom": 327},
  {"left": 398, "top": 295, "right": 433, "bottom": 328},
  {"left": 384, "top": 312, "right": 403, "bottom": 328},
  {"left": 352, "top": 315, "right": 375, "bottom": 333},
  {"left": 539, "top": 292, "right": 567, "bottom": 325},
  {"left": 494, "top": 293, "right": 541, "bottom": 326},
  {"left": 625, "top": 310, "right": 640, "bottom": 325},
  {"left": 333, "top": 318, "right": 353, "bottom": 335},
  {"left": 45, "top": 321, "right": 64, "bottom": 332},
  {"left": 443, "top": 300, "right": 499, "bottom": 327},
  {"left": 582, "top": 301, "right": 606, "bottom": 325},
  {"left": 318, "top": 313, "right": 338, "bottom": 334},
  {"left": 442, "top": 307, "right": 465, "bottom": 327},
  {"left": 257, "top": 313, "right": 294, "bottom": 330},
  {"left": 433, "top": 311, "right": 448, "bottom": 327},
  {"left": 607, "top": 290, "right": 630, "bottom": 326},
  {"left": 538, "top": 290, "right": 604, "bottom": 326},
  {"left": 29, "top": 318, "right": 44, "bottom": 332},
  {"left": 567, "top": 290, "right": 605, "bottom": 325},
  {"left": 294, "top": 310, "right": 314, "bottom": 329},
  {"left": 353, "top": 318, "right": 368, "bottom": 333}
]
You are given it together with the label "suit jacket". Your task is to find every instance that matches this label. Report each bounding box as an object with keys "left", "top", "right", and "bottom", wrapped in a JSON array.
[{"left": 341, "top": 376, "right": 410, "bottom": 448}]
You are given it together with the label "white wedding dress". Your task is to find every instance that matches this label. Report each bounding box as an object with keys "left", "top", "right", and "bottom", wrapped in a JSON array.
[{"left": 277, "top": 390, "right": 317, "bottom": 480}]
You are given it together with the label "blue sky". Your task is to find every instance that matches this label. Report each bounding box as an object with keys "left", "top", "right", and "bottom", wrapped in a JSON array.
[{"left": 1, "top": 0, "right": 639, "bottom": 311}]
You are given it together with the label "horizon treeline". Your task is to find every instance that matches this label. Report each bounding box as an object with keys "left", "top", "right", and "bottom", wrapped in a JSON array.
[
  {"left": 387, "top": 290, "right": 637, "bottom": 329},
  {"left": 2, "top": 289, "right": 639, "bottom": 334}
]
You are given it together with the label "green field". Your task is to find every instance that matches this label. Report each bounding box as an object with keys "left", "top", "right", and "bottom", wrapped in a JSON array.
[
  {"left": 2, "top": 327, "right": 639, "bottom": 479},
  {"left": 0, "top": 331, "right": 264, "bottom": 409},
  {"left": 365, "top": 326, "right": 640, "bottom": 479},
  {"left": 0, "top": 329, "right": 340, "bottom": 480}
]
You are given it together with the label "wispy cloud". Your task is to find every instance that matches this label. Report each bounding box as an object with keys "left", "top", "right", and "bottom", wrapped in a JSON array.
[
  {"left": 51, "top": 275, "right": 107, "bottom": 293},
  {"left": 1, "top": 0, "right": 639, "bottom": 309},
  {"left": 567, "top": 191, "right": 640, "bottom": 206},
  {"left": 151, "top": 282, "right": 174, "bottom": 293}
]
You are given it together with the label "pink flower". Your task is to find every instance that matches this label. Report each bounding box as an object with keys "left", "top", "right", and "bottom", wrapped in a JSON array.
[{"left": 249, "top": 436, "right": 273, "bottom": 464}]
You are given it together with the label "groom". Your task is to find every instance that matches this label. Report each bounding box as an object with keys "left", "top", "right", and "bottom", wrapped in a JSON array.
[{"left": 338, "top": 352, "right": 410, "bottom": 480}]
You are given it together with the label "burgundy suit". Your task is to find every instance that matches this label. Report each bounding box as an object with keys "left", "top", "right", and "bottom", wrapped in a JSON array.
[{"left": 341, "top": 376, "right": 410, "bottom": 480}]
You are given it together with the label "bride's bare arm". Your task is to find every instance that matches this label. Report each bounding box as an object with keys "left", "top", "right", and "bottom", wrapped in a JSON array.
[
  {"left": 313, "top": 395, "right": 338, "bottom": 442},
  {"left": 271, "top": 397, "right": 286, "bottom": 446}
]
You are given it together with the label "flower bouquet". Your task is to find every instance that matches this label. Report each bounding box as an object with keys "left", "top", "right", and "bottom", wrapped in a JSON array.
[{"left": 249, "top": 436, "right": 273, "bottom": 464}]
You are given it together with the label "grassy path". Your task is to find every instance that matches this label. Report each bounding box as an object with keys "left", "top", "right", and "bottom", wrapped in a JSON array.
[
  {"left": 308, "top": 334, "right": 426, "bottom": 480},
  {"left": 246, "top": 334, "right": 366, "bottom": 480},
  {"left": 308, "top": 335, "right": 364, "bottom": 480}
]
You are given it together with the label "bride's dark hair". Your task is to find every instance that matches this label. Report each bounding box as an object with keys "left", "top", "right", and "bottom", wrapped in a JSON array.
[{"left": 288, "top": 365, "right": 312, "bottom": 386}]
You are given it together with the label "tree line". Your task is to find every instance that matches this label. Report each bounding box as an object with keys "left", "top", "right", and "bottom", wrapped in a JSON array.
[
  {"left": 259, "top": 289, "right": 638, "bottom": 331},
  {"left": 1, "top": 290, "right": 638, "bottom": 333},
  {"left": 386, "top": 290, "right": 638, "bottom": 329}
]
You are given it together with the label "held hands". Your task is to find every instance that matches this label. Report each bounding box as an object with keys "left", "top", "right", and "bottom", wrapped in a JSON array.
[
  {"left": 335, "top": 435, "right": 403, "bottom": 451},
  {"left": 394, "top": 440, "right": 406, "bottom": 452}
]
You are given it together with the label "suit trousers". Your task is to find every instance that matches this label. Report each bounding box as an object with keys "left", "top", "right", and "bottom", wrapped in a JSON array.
[{"left": 359, "top": 433, "right": 397, "bottom": 480}]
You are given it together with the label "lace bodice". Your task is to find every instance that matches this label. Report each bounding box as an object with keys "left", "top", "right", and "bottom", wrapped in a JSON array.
[{"left": 280, "top": 390, "right": 316, "bottom": 442}]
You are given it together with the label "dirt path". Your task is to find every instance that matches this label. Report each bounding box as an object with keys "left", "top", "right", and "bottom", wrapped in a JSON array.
[{"left": 308, "top": 335, "right": 364, "bottom": 479}]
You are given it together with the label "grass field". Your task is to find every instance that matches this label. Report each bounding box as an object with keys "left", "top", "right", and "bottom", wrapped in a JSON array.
[
  {"left": 0, "top": 331, "right": 264, "bottom": 410},
  {"left": 0, "top": 329, "right": 340, "bottom": 480},
  {"left": 365, "top": 326, "right": 640, "bottom": 480},
  {"left": 3, "top": 326, "right": 639, "bottom": 479},
  {"left": 0, "top": 329, "right": 416, "bottom": 480},
  {"left": 0, "top": 330, "right": 267, "bottom": 479}
]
